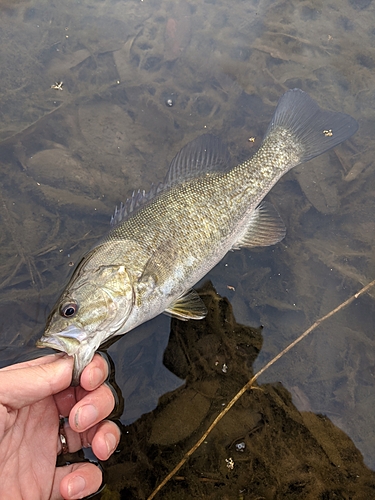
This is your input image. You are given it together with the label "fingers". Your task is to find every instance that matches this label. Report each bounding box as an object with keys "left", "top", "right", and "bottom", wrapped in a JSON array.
[
  {"left": 54, "top": 354, "right": 110, "bottom": 417},
  {"left": 79, "top": 353, "right": 109, "bottom": 391},
  {"left": 88, "top": 420, "right": 121, "bottom": 460},
  {"left": 0, "top": 356, "right": 73, "bottom": 409},
  {"left": 53, "top": 462, "right": 102, "bottom": 500},
  {"left": 54, "top": 387, "right": 78, "bottom": 417},
  {"left": 58, "top": 415, "right": 120, "bottom": 457},
  {"left": 57, "top": 419, "right": 82, "bottom": 455},
  {"left": 53, "top": 353, "right": 120, "bottom": 460},
  {"left": 69, "top": 384, "right": 115, "bottom": 433}
]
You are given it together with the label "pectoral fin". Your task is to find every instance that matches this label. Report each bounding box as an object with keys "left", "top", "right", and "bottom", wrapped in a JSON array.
[
  {"left": 165, "top": 289, "right": 207, "bottom": 320},
  {"left": 232, "top": 201, "right": 286, "bottom": 249}
]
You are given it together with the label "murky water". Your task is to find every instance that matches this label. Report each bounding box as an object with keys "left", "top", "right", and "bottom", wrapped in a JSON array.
[{"left": 1, "top": 0, "right": 375, "bottom": 497}]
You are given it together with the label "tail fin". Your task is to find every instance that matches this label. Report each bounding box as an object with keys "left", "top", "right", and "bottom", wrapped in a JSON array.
[{"left": 264, "top": 89, "right": 358, "bottom": 163}]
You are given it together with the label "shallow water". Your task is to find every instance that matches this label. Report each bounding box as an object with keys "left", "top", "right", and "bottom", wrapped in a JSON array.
[{"left": 1, "top": 0, "right": 375, "bottom": 497}]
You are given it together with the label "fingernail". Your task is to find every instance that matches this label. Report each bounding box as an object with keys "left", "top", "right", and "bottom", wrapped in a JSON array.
[
  {"left": 74, "top": 404, "right": 99, "bottom": 430},
  {"left": 89, "top": 366, "right": 103, "bottom": 389},
  {"left": 67, "top": 475, "right": 86, "bottom": 498},
  {"left": 105, "top": 432, "right": 117, "bottom": 456}
]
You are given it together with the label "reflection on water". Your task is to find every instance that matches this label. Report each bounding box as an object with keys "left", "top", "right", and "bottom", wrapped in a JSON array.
[
  {"left": 97, "top": 282, "right": 375, "bottom": 498},
  {"left": 105, "top": 314, "right": 184, "bottom": 426},
  {"left": 0, "top": 0, "right": 375, "bottom": 496}
]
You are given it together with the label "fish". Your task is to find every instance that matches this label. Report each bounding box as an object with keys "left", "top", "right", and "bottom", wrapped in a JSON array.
[{"left": 36, "top": 89, "right": 358, "bottom": 385}]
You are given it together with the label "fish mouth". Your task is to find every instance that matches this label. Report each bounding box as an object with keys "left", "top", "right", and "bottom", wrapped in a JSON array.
[
  {"left": 37, "top": 325, "right": 97, "bottom": 386},
  {"left": 37, "top": 325, "right": 85, "bottom": 356}
]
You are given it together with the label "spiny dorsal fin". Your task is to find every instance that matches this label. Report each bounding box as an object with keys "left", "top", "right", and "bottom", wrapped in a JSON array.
[
  {"left": 164, "top": 288, "right": 207, "bottom": 320},
  {"left": 232, "top": 201, "right": 286, "bottom": 249},
  {"left": 111, "top": 134, "right": 231, "bottom": 227},
  {"left": 111, "top": 183, "right": 163, "bottom": 226}
]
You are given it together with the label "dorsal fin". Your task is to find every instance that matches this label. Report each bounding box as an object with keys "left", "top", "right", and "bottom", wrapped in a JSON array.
[
  {"left": 164, "top": 133, "right": 231, "bottom": 189},
  {"left": 111, "top": 134, "right": 231, "bottom": 226},
  {"left": 110, "top": 184, "right": 163, "bottom": 226}
]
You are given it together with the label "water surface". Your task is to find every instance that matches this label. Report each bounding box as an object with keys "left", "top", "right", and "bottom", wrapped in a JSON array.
[{"left": 0, "top": 0, "right": 375, "bottom": 497}]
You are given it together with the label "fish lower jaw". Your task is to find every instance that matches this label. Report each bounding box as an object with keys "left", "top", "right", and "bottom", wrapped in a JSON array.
[{"left": 36, "top": 336, "right": 81, "bottom": 356}]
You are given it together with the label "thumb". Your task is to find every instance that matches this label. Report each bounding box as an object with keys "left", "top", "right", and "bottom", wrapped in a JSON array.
[{"left": 0, "top": 355, "right": 73, "bottom": 409}]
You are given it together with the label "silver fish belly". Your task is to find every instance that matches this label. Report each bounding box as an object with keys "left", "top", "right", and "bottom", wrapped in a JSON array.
[{"left": 37, "top": 89, "right": 358, "bottom": 385}]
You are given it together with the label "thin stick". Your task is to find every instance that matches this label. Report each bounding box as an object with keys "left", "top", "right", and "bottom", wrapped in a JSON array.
[{"left": 147, "top": 278, "right": 375, "bottom": 500}]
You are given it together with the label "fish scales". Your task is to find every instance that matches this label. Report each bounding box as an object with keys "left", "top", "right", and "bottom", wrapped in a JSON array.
[
  {"left": 37, "top": 89, "right": 358, "bottom": 384},
  {"left": 104, "top": 136, "right": 295, "bottom": 281}
]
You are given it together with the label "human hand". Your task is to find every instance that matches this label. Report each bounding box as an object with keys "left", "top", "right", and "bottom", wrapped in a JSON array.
[{"left": 0, "top": 353, "right": 120, "bottom": 499}]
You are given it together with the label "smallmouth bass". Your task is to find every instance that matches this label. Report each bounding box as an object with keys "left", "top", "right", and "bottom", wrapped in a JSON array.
[{"left": 37, "top": 89, "right": 358, "bottom": 385}]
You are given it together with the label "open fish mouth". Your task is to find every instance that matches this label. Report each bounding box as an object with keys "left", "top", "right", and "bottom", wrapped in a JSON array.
[
  {"left": 36, "top": 325, "right": 86, "bottom": 356},
  {"left": 37, "top": 325, "right": 99, "bottom": 385}
]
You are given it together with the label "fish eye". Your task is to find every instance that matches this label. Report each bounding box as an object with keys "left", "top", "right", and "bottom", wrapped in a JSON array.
[{"left": 60, "top": 302, "right": 78, "bottom": 318}]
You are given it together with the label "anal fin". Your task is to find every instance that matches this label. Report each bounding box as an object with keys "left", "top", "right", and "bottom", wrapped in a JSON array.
[{"left": 232, "top": 201, "right": 286, "bottom": 249}]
